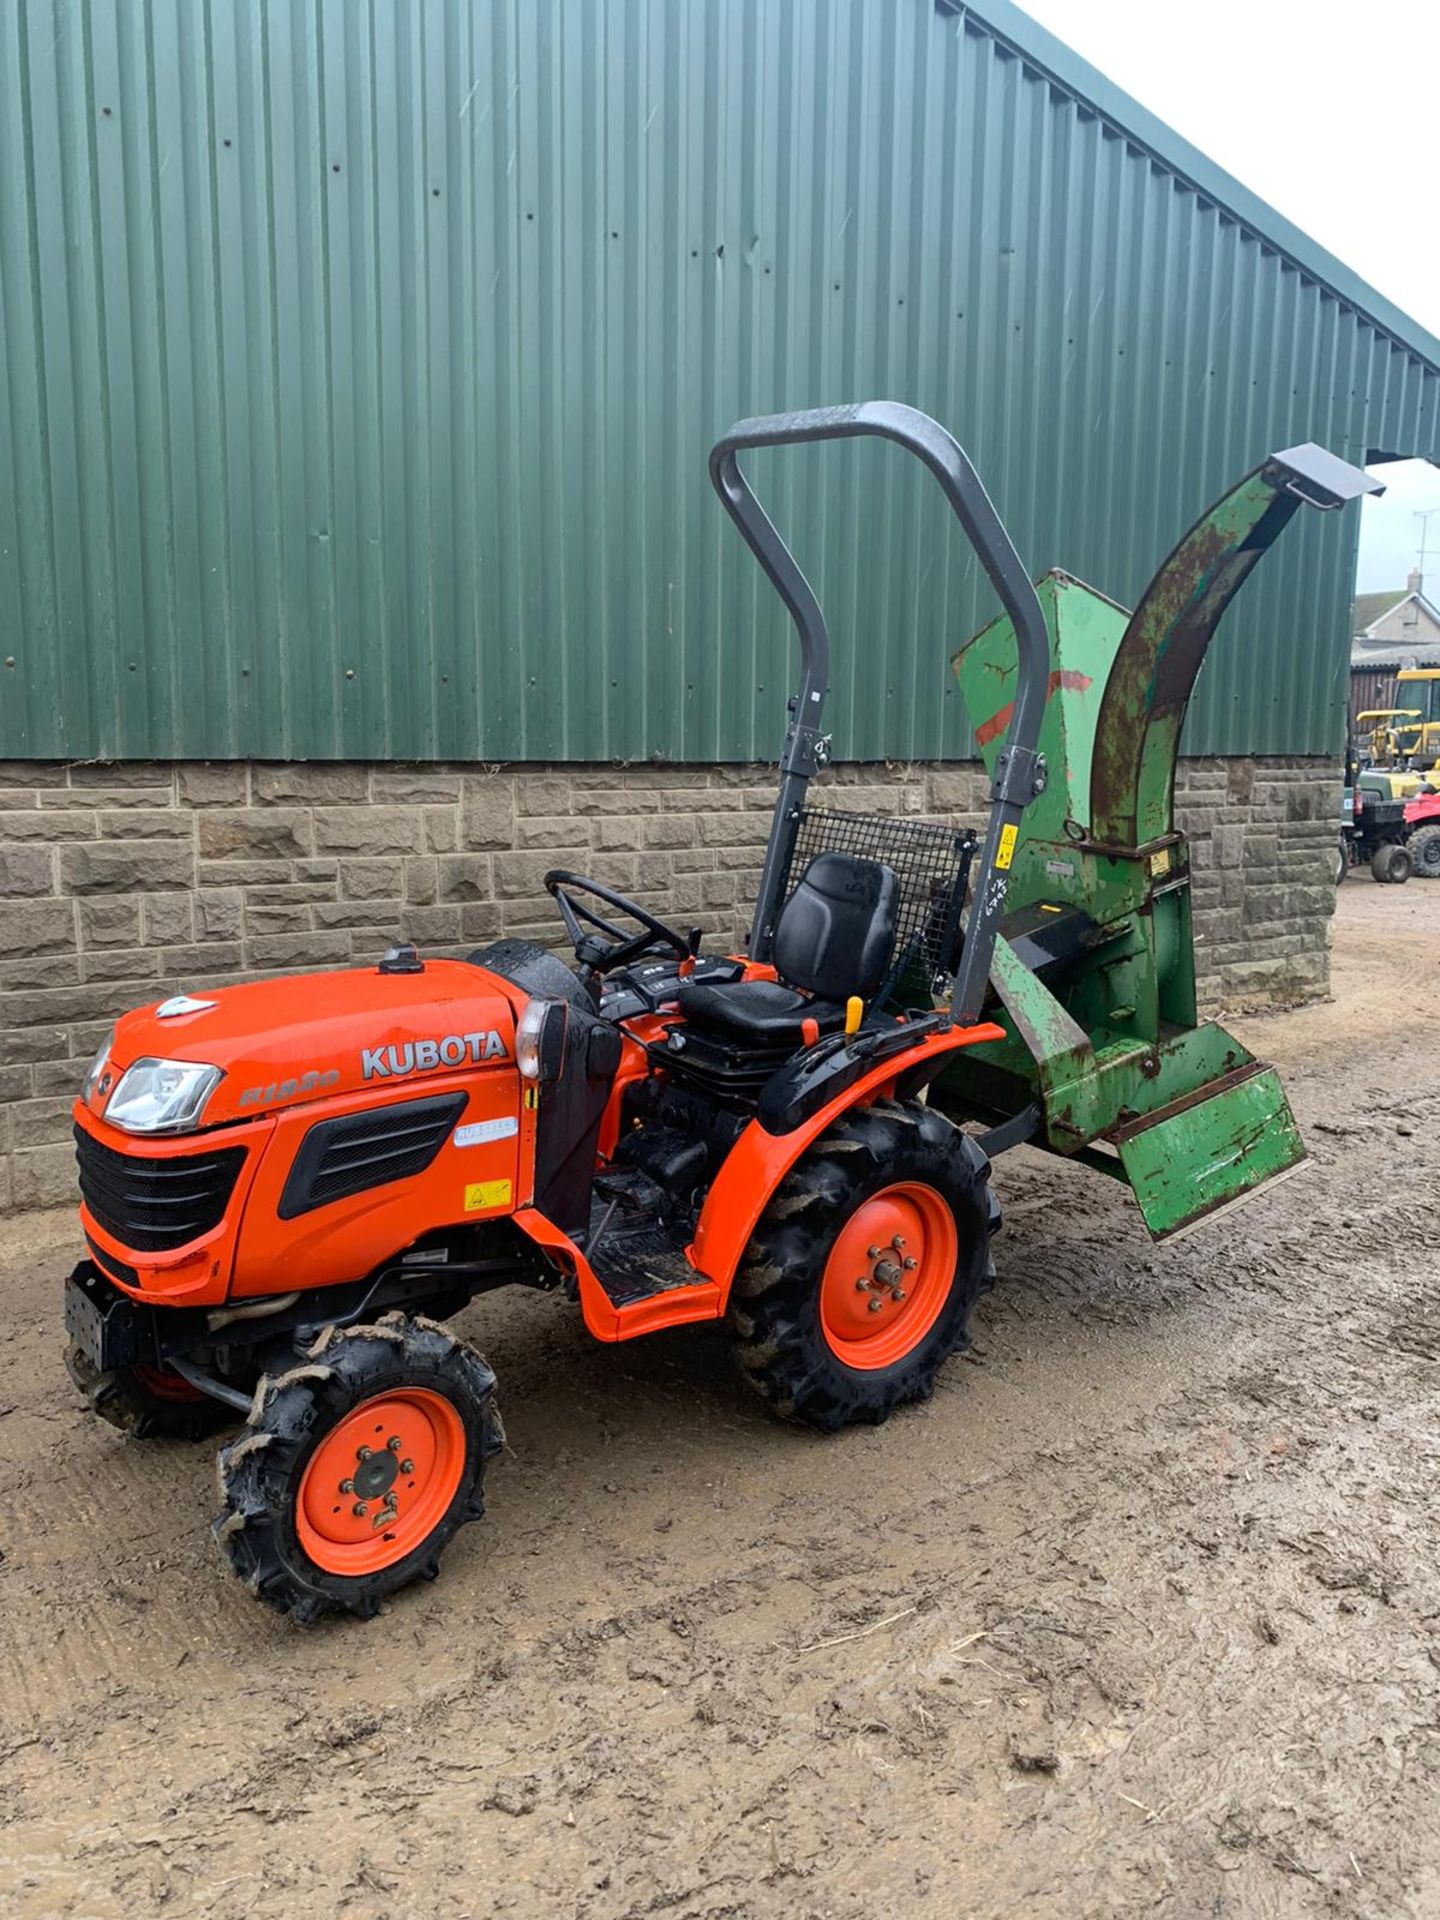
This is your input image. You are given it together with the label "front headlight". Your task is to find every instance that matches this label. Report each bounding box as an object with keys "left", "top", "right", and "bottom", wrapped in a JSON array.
[
  {"left": 103, "top": 1058, "right": 223, "bottom": 1135},
  {"left": 82, "top": 1029, "right": 114, "bottom": 1102},
  {"left": 515, "top": 999, "right": 568, "bottom": 1083}
]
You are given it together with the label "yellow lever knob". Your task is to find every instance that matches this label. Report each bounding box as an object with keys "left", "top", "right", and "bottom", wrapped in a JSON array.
[{"left": 845, "top": 996, "right": 863, "bottom": 1036}]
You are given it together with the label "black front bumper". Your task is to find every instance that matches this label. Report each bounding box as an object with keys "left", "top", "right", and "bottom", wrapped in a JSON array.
[
  {"left": 66, "top": 1262, "right": 147, "bottom": 1372},
  {"left": 64, "top": 1261, "right": 203, "bottom": 1374},
  {"left": 63, "top": 1254, "right": 503, "bottom": 1383}
]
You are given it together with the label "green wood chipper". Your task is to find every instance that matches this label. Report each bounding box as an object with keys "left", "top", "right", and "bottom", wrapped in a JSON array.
[{"left": 931, "top": 436, "right": 1380, "bottom": 1236}]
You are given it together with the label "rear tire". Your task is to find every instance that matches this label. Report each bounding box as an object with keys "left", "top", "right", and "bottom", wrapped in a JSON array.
[
  {"left": 214, "top": 1313, "right": 502, "bottom": 1623},
  {"left": 1371, "top": 842, "right": 1412, "bottom": 884},
  {"left": 729, "top": 1100, "right": 995, "bottom": 1432},
  {"left": 1408, "top": 823, "right": 1440, "bottom": 879},
  {"left": 1334, "top": 837, "right": 1348, "bottom": 885}
]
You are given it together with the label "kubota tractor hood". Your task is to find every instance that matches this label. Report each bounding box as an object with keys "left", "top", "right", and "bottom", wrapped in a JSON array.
[{"left": 84, "top": 959, "right": 523, "bottom": 1134}]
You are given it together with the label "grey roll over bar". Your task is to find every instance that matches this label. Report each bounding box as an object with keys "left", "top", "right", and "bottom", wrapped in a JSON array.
[{"left": 708, "top": 401, "right": 1051, "bottom": 1025}]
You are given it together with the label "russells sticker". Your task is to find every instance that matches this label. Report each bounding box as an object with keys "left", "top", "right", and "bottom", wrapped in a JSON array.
[
  {"left": 453, "top": 1116, "right": 520, "bottom": 1149},
  {"left": 362, "top": 1031, "right": 508, "bottom": 1081}
]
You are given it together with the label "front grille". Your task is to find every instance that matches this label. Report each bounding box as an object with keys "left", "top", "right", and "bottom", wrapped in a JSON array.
[
  {"left": 75, "top": 1125, "right": 245, "bottom": 1253},
  {"left": 278, "top": 1092, "right": 466, "bottom": 1220},
  {"left": 85, "top": 1232, "right": 140, "bottom": 1289}
]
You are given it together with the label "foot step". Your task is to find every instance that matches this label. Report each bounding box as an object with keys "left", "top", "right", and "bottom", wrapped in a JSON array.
[{"left": 595, "top": 1243, "right": 701, "bottom": 1309}]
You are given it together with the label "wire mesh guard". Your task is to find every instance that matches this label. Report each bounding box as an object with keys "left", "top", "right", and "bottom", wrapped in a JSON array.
[{"left": 779, "top": 807, "right": 975, "bottom": 1006}]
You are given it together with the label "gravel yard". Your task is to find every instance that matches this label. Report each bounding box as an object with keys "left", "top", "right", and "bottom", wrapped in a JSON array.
[{"left": 1, "top": 876, "right": 1438, "bottom": 1920}]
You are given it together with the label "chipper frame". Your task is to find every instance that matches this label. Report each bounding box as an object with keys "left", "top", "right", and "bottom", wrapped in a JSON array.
[{"left": 932, "top": 444, "right": 1382, "bottom": 1236}]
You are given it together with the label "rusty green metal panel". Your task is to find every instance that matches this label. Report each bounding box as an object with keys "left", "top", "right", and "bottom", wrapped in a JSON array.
[
  {"left": 2, "top": 0, "right": 1438, "bottom": 763},
  {"left": 1113, "top": 1063, "right": 1306, "bottom": 1241}
]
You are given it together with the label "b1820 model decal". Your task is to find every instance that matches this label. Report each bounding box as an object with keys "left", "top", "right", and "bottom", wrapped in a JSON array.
[
  {"left": 362, "top": 1031, "right": 508, "bottom": 1081},
  {"left": 239, "top": 1068, "right": 341, "bottom": 1109}
]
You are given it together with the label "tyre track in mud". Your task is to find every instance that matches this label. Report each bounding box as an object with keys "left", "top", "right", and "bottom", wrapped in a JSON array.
[{"left": 1, "top": 881, "right": 1439, "bottom": 1918}]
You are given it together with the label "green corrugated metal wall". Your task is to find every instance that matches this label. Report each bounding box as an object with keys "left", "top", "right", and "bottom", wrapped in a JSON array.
[{"left": 2, "top": 0, "right": 1437, "bottom": 763}]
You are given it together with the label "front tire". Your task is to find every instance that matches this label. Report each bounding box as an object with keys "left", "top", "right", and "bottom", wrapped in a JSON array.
[
  {"left": 729, "top": 1100, "right": 995, "bottom": 1432},
  {"left": 214, "top": 1313, "right": 502, "bottom": 1623},
  {"left": 66, "top": 1343, "right": 234, "bottom": 1441}
]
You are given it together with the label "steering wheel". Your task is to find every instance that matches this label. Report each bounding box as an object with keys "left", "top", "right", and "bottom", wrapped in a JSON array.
[{"left": 544, "top": 870, "right": 694, "bottom": 975}]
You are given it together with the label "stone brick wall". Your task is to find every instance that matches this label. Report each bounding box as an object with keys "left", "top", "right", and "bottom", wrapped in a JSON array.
[
  {"left": 1179, "top": 756, "right": 1341, "bottom": 1009},
  {"left": 0, "top": 753, "right": 1339, "bottom": 1211}
]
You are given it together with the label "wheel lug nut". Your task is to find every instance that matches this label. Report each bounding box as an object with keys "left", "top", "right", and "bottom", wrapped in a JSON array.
[
  {"left": 357, "top": 1445, "right": 372, "bottom": 1461},
  {"left": 339, "top": 1477, "right": 355, "bottom": 1494},
  {"left": 891, "top": 1235, "right": 905, "bottom": 1251},
  {"left": 893, "top": 1289, "right": 907, "bottom": 1304},
  {"left": 903, "top": 1256, "right": 918, "bottom": 1271},
  {"left": 867, "top": 1246, "right": 881, "bottom": 1259},
  {"left": 868, "top": 1297, "right": 884, "bottom": 1313},
  {"left": 400, "top": 1460, "right": 414, "bottom": 1476},
  {"left": 387, "top": 1435, "right": 402, "bottom": 1452},
  {"left": 855, "top": 1277, "right": 870, "bottom": 1292},
  {"left": 353, "top": 1501, "right": 369, "bottom": 1518}
]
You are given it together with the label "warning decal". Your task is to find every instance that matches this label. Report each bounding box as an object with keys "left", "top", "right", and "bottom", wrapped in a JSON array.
[{"left": 464, "top": 1179, "right": 513, "bottom": 1213}]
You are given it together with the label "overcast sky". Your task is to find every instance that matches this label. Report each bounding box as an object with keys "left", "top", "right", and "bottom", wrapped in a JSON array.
[{"left": 1017, "top": 0, "right": 1440, "bottom": 601}]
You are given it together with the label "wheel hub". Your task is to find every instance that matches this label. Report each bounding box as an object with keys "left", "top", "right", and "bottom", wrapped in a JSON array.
[{"left": 352, "top": 1444, "right": 400, "bottom": 1502}]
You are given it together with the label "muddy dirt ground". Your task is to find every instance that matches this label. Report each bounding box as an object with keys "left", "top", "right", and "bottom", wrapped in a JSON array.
[{"left": 1, "top": 877, "right": 1438, "bottom": 1919}]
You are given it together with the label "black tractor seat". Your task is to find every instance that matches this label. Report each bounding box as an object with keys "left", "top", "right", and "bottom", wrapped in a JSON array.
[
  {"left": 674, "top": 850, "right": 900, "bottom": 1052},
  {"left": 673, "top": 977, "right": 848, "bottom": 1048}
]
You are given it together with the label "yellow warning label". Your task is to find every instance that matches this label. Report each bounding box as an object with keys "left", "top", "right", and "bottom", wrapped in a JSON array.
[
  {"left": 522, "top": 1085, "right": 539, "bottom": 1110},
  {"left": 464, "top": 1179, "right": 512, "bottom": 1213},
  {"left": 995, "top": 823, "right": 1019, "bottom": 871},
  {"left": 1151, "top": 846, "right": 1172, "bottom": 877}
]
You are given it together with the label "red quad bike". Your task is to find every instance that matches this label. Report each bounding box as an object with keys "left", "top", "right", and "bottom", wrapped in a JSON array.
[
  {"left": 1404, "top": 790, "right": 1440, "bottom": 878},
  {"left": 66, "top": 405, "right": 1052, "bottom": 1622}
]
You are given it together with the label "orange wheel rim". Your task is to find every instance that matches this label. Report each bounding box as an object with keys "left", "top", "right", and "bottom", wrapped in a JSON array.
[
  {"left": 297, "top": 1389, "right": 467, "bottom": 1576},
  {"left": 819, "top": 1181, "right": 958, "bottom": 1371}
]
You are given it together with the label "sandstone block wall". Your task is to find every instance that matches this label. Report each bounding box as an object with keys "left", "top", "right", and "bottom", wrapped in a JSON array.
[{"left": 0, "top": 754, "right": 1339, "bottom": 1210}]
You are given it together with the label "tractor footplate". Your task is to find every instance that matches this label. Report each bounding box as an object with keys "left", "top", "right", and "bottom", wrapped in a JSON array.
[
  {"left": 593, "top": 1236, "right": 701, "bottom": 1309},
  {"left": 585, "top": 1188, "right": 701, "bottom": 1309}
]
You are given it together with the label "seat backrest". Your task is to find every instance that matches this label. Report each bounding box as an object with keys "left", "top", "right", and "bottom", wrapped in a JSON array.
[{"left": 772, "top": 851, "right": 900, "bottom": 1001}]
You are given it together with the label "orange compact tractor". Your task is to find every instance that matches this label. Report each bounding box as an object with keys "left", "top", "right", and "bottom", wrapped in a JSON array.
[
  {"left": 67, "top": 406, "right": 1025, "bottom": 1620},
  {"left": 67, "top": 404, "right": 1364, "bottom": 1619}
]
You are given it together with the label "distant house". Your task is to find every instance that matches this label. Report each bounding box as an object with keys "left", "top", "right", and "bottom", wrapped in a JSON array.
[{"left": 1349, "top": 569, "right": 1440, "bottom": 727}]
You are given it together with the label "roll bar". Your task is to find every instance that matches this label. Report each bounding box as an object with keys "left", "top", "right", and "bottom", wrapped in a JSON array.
[{"left": 709, "top": 401, "right": 1050, "bottom": 1024}]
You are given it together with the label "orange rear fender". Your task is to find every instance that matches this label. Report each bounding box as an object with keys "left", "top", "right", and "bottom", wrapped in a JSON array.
[{"left": 687, "top": 1021, "right": 1004, "bottom": 1309}]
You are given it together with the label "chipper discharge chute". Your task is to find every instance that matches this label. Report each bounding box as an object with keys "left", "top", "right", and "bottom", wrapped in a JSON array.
[{"left": 933, "top": 444, "right": 1382, "bottom": 1238}]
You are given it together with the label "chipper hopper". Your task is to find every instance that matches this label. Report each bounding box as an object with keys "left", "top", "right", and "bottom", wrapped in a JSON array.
[
  {"left": 62, "top": 402, "right": 1377, "bottom": 1622},
  {"left": 934, "top": 443, "right": 1381, "bottom": 1236}
]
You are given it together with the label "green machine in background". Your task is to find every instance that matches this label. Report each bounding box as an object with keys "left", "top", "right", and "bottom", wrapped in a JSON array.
[{"left": 933, "top": 445, "right": 1381, "bottom": 1238}]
